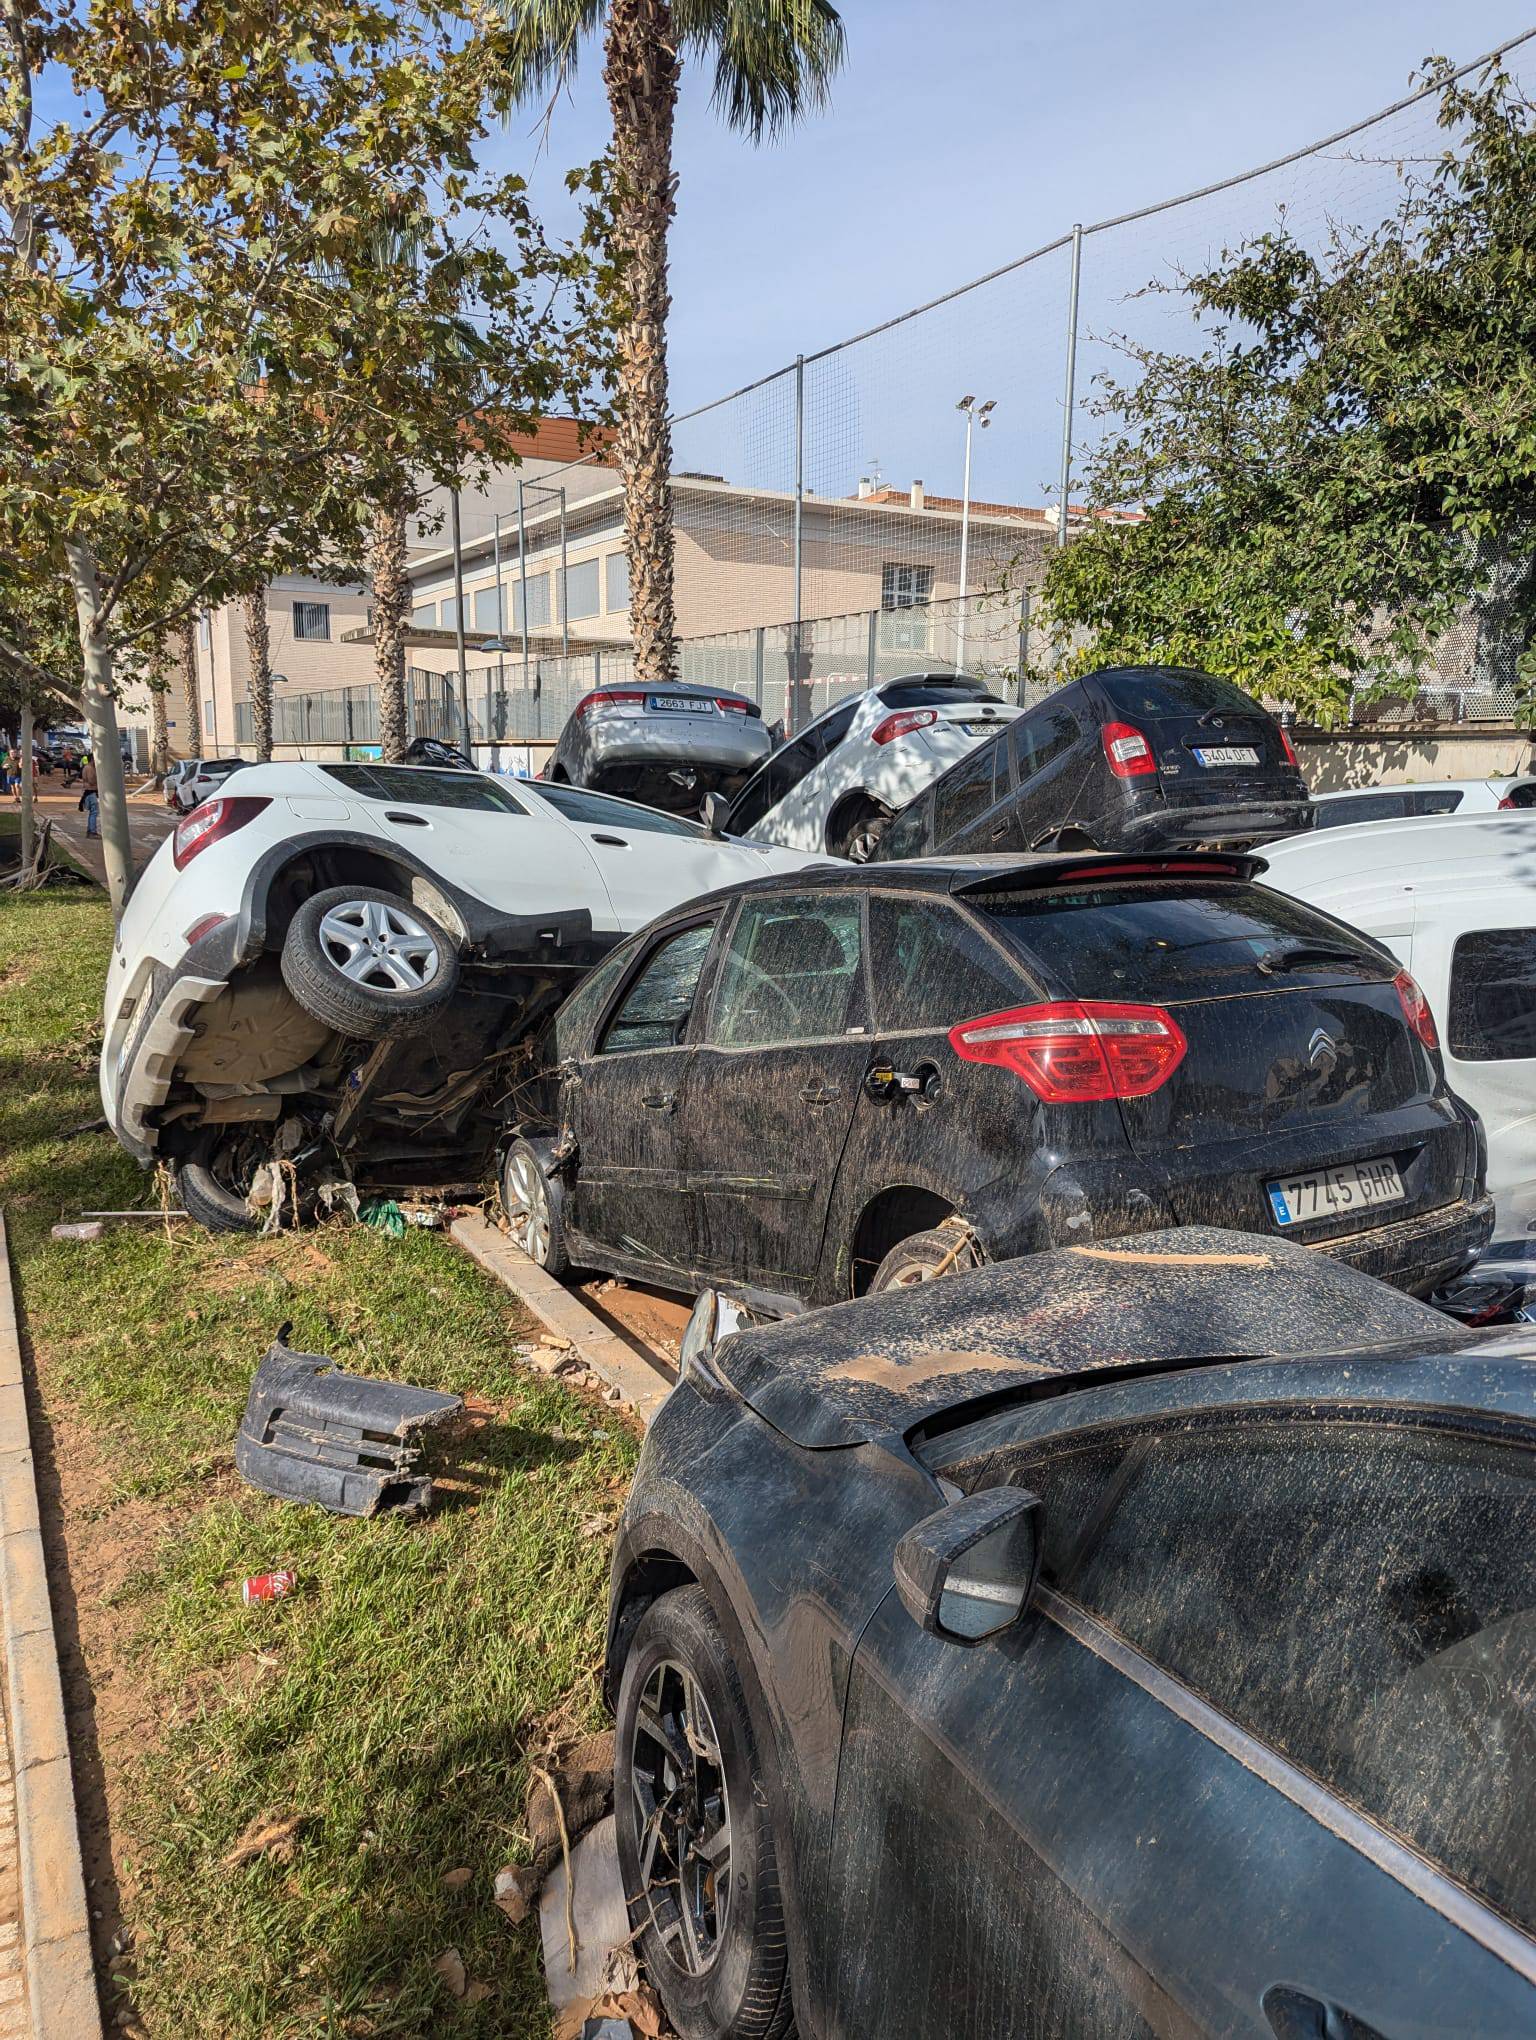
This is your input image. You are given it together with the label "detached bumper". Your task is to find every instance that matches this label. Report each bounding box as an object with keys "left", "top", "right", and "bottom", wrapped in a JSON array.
[
  {"left": 1314, "top": 1192, "right": 1495, "bottom": 1297},
  {"left": 1126, "top": 800, "right": 1313, "bottom": 848}
]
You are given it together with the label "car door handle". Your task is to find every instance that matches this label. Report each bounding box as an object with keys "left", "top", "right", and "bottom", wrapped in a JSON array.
[
  {"left": 384, "top": 811, "right": 429, "bottom": 826},
  {"left": 800, "top": 1082, "right": 841, "bottom": 1107},
  {"left": 989, "top": 819, "right": 1012, "bottom": 839},
  {"left": 641, "top": 1090, "right": 677, "bottom": 1112},
  {"left": 1262, "top": 1986, "right": 1388, "bottom": 2040},
  {"left": 592, "top": 833, "right": 629, "bottom": 847}
]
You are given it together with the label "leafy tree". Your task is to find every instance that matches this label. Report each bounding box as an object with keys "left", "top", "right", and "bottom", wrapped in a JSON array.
[
  {"left": 496, "top": 0, "right": 845, "bottom": 684},
  {"left": 1040, "top": 57, "right": 1536, "bottom": 723}
]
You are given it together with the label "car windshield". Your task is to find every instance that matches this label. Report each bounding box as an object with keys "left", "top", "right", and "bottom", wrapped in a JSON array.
[
  {"left": 1095, "top": 669, "right": 1267, "bottom": 721},
  {"left": 529, "top": 781, "right": 708, "bottom": 838},
  {"left": 975, "top": 880, "right": 1385, "bottom": 999},
  {"left": 319, "top": 764, "right": 528, "bottom": 813}
]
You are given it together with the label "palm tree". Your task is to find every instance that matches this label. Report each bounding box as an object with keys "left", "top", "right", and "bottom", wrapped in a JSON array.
[
  {"left": 241, "top": 586, "right": 274, "bottom": 762},
  {"left": 177, "top": 613, "right": 203, "bottom": 758},
  {"left": 497, "top": 0, "right": 845, "bottom": 685},
  {"left": 370, "top": 496, "right": 412, "bottom": 761}
]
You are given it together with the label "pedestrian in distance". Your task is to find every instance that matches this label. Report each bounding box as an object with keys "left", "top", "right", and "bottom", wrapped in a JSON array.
[{"left": 80, "top": 752, "right": 100, "bottom": 838}]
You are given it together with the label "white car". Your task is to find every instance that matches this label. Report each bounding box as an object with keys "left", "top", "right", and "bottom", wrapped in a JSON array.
[
  {"left": 172, "top": 757, "right": 246, "bottom": 813},
  {"left": 1261, "top": 811, "right": 1536, "bottom": 1253},
  {"left": 723, "top": 672, "right": 1020, "bottom": 859},
  {"left": 1310, "top": 774, "right": 1536, "bottom": 828},
  {"left": 103, "top": 762, "right": 835, "bottom": 1229}
]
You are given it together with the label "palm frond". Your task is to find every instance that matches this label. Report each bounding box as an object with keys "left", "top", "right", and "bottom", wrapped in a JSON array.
[
  {"left": 675, "top": 0, "right": 846, "bottom": 142},
  {"left": 489, "top": 0, "right": 608, "bottom": 101}
]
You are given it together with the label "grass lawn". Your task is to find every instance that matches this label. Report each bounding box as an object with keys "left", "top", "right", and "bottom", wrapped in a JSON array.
[{"left": 0, "top": 885, "right": 637, "bottom": 2036}]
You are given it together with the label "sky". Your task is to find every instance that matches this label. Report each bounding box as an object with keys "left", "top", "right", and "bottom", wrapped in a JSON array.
[{"left": 504, "top": 0, "right": 1536, "bottom": 494}]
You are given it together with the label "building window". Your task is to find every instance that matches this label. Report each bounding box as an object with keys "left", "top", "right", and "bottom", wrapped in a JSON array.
[
  {"left": 293, "top": 601, "right": 330, "bottom": 641},
  {"left": 439, "top": 596, "right": 466, "bottom": 631},
  {"left": 511, "top": 573, "right": 551, "bottom": 634},
  {"left": 203, "top": 697, "right": 214, "bottom": 734},
  {"left": 472, "top": 586, "right": 503, "bottom": 636},
  {"left": 411, "top": 601, "right": 438, "bottom": 630},
  {"left": 198, "top": 613, "right": 211, "bottom": 649},
  {"left": 563, "top": 558, "right": 601, "bottom": 622},
  {"left": 605, "top": 552, "right": 630, "bottom": 613},
  {"left": 881, "top": 563, "right": 932, "bottom": 611}
]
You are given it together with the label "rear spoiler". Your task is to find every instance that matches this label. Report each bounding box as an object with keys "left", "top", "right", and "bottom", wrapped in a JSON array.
[{"left": 949, "top": 851, "right": 1266, "bottom": 898}]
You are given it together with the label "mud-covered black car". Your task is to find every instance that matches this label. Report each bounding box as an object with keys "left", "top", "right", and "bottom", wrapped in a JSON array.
[
  {"left": 606, "top": 1234, "right": 1536, "bottom": 2039},
  {"left": 870, "top": 665, "right": 1311, "bottom": 860},
  {"left": 501, "top": 851, "right": 1491, "bottom": 1304}
]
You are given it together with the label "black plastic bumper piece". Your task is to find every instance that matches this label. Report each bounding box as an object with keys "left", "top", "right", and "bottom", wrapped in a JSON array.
[{"left": 235, "top": 1332, "right": 463, "bottom": 1516}]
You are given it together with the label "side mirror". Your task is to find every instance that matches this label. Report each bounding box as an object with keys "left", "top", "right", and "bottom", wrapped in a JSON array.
[
  {"left": 701, "top": 791, "right": 732, "bottom": 837},
  {"left": 894, "top": 1487, "right": 1042, "bottom": 1644}
]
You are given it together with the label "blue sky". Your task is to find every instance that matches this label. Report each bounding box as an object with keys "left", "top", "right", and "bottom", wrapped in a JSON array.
[{"left": 509, "top": 0, "right": 1536, "bottom": 438}]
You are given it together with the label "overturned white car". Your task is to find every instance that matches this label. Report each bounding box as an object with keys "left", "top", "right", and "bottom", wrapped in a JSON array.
[{"left": 102, "top": 762, "right": 831, "bottom": 1229}]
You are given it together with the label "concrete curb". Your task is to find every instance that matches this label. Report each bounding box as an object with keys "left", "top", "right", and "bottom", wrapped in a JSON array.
[
  {"left": 450, "top": 1215, "right": 676, "bottom": 1426},
  {"left": 0, "top": 1216, "right": 102, "bottom": 2040}
]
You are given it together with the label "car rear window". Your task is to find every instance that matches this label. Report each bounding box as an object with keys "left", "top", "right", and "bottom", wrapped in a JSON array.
[
  {"left": 532, "top": 782, "right": 706, "bottom": 838},
  {"left": 1449, "top": 929, "right": 1536, "bottom": 1062},
  {"left": 320, "top": 765, "right": 527, "bottom": 812},
  {"left": 1095, "top": 670, "right": 1266, "bottom": 721},
  {"left": 974, "top": 880, "right": 1387, "bottom": 1000},
  {"left": 877, "top": 677, "right": 996, "bottom": 708}
]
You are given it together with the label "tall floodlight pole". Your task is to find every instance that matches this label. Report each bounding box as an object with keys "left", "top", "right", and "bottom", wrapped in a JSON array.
[
  {"left": 954, "top": 395, "right": 995, "bottom": 674},
  {"left": 559, "top": 487, "right": 570, "bottom": 665},
  {"left": 791, "top": 352, "right": 805, "bottom": 733},
  {"left": 1057, "top": 223, "right": 1084, "bottom": 551},
  {"left": 517, "top": 476, "right": 530, "bottom": 696},
  {"left": 450, "top": 488, "right": 469, "bottom": 748}
]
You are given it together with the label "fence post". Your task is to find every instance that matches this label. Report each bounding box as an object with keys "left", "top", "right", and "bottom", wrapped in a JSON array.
[
  {"left": 789, "top": 352, "right": 808, "bottom": 733},
  {"left": 1057, "top": 223, "right": 1083, "bottom": 553},
  {"left": 866, "top": 607, "right": 878, "bottom": 690}
]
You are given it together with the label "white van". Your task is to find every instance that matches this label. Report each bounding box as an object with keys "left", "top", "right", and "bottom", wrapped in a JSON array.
[{"left": 1262, "top": 812, "right": 1536, "bottom": 1253}]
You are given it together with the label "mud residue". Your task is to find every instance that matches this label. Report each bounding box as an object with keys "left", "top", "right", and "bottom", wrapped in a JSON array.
[
  {"left": 826, "top": 1347, "right": 1052, "bottom": 1393},
  {"left": 1066, "top": 1245, "right": 1272, "bottom": 1269}
]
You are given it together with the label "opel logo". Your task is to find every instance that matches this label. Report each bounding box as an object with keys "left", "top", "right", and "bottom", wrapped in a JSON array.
[{"left": 1308, "top": 1027, "right": 1339, "bottom": 1075}]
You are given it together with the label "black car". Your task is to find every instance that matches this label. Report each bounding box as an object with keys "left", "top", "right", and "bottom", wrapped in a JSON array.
[
  {"left": 870, "top": 665, "right": 1311, "bottom": 861},
  {"left": 606, "top": 1233, "right": 1536, "bottom": 2040},
  {"left": 501, "top": 852, "right": 1491, "bottom": 1306},
  {"left": 403, "top": 735, "right": 475, "bottom": 770}
]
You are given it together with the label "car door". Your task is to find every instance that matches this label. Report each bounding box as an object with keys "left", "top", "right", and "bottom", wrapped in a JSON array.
[
  {"left": 927, "top": 731, "right": 1011, "bottom": 854},
  {"left": 680, "top": 889, "right": 869, "bottom": 1294},
  {"left": 1010, "top": 693, "right": 1093, "bottom": 847},
  {"left": 561, "top": 916, "right": 722, "bottom": 1278},
  {"left": 827, "top": 1394, "right": 1536, "bottom": 2038}
]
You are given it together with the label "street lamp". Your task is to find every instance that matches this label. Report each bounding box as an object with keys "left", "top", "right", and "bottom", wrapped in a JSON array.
[{"left": 955, "top": 395, "right": 995, "bottom": 674}]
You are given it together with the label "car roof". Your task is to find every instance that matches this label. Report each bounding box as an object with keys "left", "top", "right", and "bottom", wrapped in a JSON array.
[
  {"left": 1263, "top": 808, "right": 1536, "bottom": 880},
  {"left": 711, "top": 1226, "right": 1473, "bottom": 1450}
]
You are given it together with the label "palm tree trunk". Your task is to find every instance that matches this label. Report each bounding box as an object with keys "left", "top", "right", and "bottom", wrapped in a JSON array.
[
  {"left": 149, "top": 649, "right": 170, "bottom": 776},
  {"left": 242, "top": 586, "right": 273, "bottom": 761},
  {"left": 604, "top": 0, "right": 680, "bottom": 686},
  {"left": 18, "top": 700, "right": 35, "bottom": 876},
  {"left": 370, "top": 498, "right": 411, "bottom": 761},
  {"left": 178, "top": 614, "right": 203, "bottom": 757}
]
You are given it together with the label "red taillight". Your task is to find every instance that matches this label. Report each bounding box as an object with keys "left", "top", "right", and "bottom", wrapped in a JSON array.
[
  {"left": 184, "top": 912, "right": 230, "bottom": 946},
  {"left": 948, "top": 999, "right": 1187, "bottom": 1101},
  {"left": 574, "top": 689, "right": 646, "bottom": 719},
  {"left": 1499, "top": 794, "right": 1518, "bottom": 810},
  {"left": 1278, "top": 724, "right": 1299, "bottom": 768},
  {"left": 172, "top": 795, "right": 270, "bottom": 870},
  {"left": 714, "top": 696, "right": 749, "bottom": 714},
  {"left": 1101, "top": 721, "right": 1156, "bottom": 778},
  {"left": 871, "top": 708, "right": 938, "bottom": 745},
  {"left": 1394, "top": 968, "right": 1439, "bottom": 1050}
]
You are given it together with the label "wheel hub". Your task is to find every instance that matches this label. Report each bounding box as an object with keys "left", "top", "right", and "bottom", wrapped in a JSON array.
[
  {"left": 629, "top": 1660, "right": 732, "bottom": 1976},
  {"left": 317, "top": 898, "right": 439, "bottom": 992}
]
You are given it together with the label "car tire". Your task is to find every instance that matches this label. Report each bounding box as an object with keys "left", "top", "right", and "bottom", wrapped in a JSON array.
[
  {"left": 175, "top": 1129, "right": 276, "bottom": 1234},
  {"left": 499, "top": 1139, "right": 569, "bottom": 1277},
  {"left": 869, "top": 1219, "right": 983, "bottom": 1291},
  {"left": 280, "top": 885, "right": 458, "bottom": 1040},
  {"left": 614, "top": 1586, "right": 795, "bottom": 2040},
  {"left": 827, "top": 798, "right": 890, "bottom": 862}
]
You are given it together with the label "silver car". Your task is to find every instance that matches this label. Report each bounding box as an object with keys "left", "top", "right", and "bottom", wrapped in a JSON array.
[{"left": 547, "top": 680, "right": 772, "bottom": 814}]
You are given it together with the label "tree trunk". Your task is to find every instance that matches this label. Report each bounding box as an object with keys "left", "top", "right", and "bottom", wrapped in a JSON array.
[
  {"left": 604, "top": 0, "right": 680, "bottom": 686},
  {"left": 242, "top": 586, "right": 273, "bottom": 761},
  {"left": 18, "top": 700, "right": 34, "bottom": 875},
  {"left": 149, "top": 650, "right": 170, "bottom": 776},
  {"left": 370, "top": 497, "right": 411, "bottom": 761},
  {"left": 178, "top": 613, "right": 203, "bottom": 758},
  {"left": 62, "top": 540, "right": 134, "bottom": 921}
]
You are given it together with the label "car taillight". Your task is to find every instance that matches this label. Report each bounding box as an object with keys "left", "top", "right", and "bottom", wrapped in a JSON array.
[
  {"left": 1394, "top": 968, "right": 1439, "bottom": 1050},
  {"left": 172, "top": 795, "right": 271, "bottom": 869},
  {"left": 1278, "top": 724, "right": 1299, "bottom": 768},
  {"left": 871, "top": 708, "right": 939, "bottom": 745},
  {"left": 1101, "top": 721, "right": 1156, "bottom": 777},
  {"left": 715, "top": 696, "right": 749, "bottom": 714},
  {"left": 574, "top": 689, "right": 646, "bottom": 719},
  {"left": 949, "top": 1000, "right": 1187, "bottom": 1101}
]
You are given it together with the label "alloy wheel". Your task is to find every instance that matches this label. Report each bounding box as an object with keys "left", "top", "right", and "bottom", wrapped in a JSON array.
[
  {"left": 503, "top": 1150, "right": 552, "bottom": 1264},
  {"left": 628, "top": 1659, "right": 732, "bottom": 1977},
  {"left": 317, "top": 898, "right": 439, "bottom": 992}
]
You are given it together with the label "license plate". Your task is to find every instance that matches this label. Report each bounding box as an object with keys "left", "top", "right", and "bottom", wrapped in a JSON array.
[
  {"left": 1194, "top": 745, "right": 1260, "bottom": 768},
  {"left": 649, "top": 695, "right": 712, "bottom": 714},
  {"left": 1267, "top": 1159, "right": 1406, "bottom": 1227}
]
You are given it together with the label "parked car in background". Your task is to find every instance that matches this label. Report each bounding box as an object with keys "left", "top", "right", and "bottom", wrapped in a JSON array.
[
  {"left": 162, "top": 760, "right": 199, "bottom": 809},
  {"left": 872, "top": 666, "right": 1311, "bottom": 862},
  {"left": 724, "top": 673, "right": 1019, "bottom": 859},
  {"left": 101, "top": 764, "right": 832, "bottom": 1231},
  {"left": 1262, "top": 811, "right": 1536, "bottom": 1269},
  {"left": 607, "top": 1233, "right": 1536, "bottom": 2040},
  {"left": 1311, "top": 774, "right": 1536, "bottom": 827},
  {"left": 501, "top": 851, "right": 1490, "bottom": 1306},
  {"left": 403, "top": 736, "right": 475, "bottom": 771},
  {"left": 547, "top": 680, "right": 771, "bottom": 815},
  {"left": 171, "top": 758, "right": 245, "bottom": 813}
]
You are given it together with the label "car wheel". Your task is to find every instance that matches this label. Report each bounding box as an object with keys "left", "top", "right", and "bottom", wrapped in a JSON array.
[
  {"left": 614, "top": 1587, "right": 795, "bottom": 2040},
  {"left": 280, "top": 885, "right": 458, "bottom": 1040},
  {"left": 175, "top": 1128, "right": 279, "bottom": 1234},
  {"left": 499, "top": 1139, "right": 569, "bottom": 1276},
  {"left": 827, "top": 798, "right": 890, "bottom": 862},
  {"left": 869, "top": 1220, "right": 983, "bottom": 1291}
]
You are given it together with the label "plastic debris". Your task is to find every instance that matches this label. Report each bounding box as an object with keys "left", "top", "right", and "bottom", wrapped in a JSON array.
[
  {"left": 241, "top": 1570, "right": 298, "bottom": 1605},
  {"left": 51, "top": 1221, "right": 104, "bottom": 1242},
  {"left": 359, "top": 1197, "right": 406, "bottom": 1237}
]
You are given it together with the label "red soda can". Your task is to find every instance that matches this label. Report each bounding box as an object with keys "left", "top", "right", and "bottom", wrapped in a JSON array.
[{"left": 241, "top": 1569, "right": 297, "bottom": 1605}]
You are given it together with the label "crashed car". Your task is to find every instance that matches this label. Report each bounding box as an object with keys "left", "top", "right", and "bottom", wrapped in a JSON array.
[
  {"left": 101, "top": 762, "right": 831, "bottom": 1230},
  {"left": 501, "top": 851, "right": 1492, "bottom": 1305},
  {"left": 547, "top": 680, "right": 772, "bottom": 815},
  {"left": 607, "top": 1231, "right": 1536, "bottom": 2039}
]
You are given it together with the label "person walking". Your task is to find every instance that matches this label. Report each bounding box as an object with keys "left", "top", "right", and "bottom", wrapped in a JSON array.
[
  {"left": 80, "top": 752, "right": 100, "bottom": 838},
  {"left": 2, "top": 740, "right": 18, "bottom": 804}
]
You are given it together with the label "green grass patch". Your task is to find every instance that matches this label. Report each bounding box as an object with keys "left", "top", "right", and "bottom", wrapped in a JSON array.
[{"left": 0, "top": 888, "right": 635, "bottom": 2035}]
